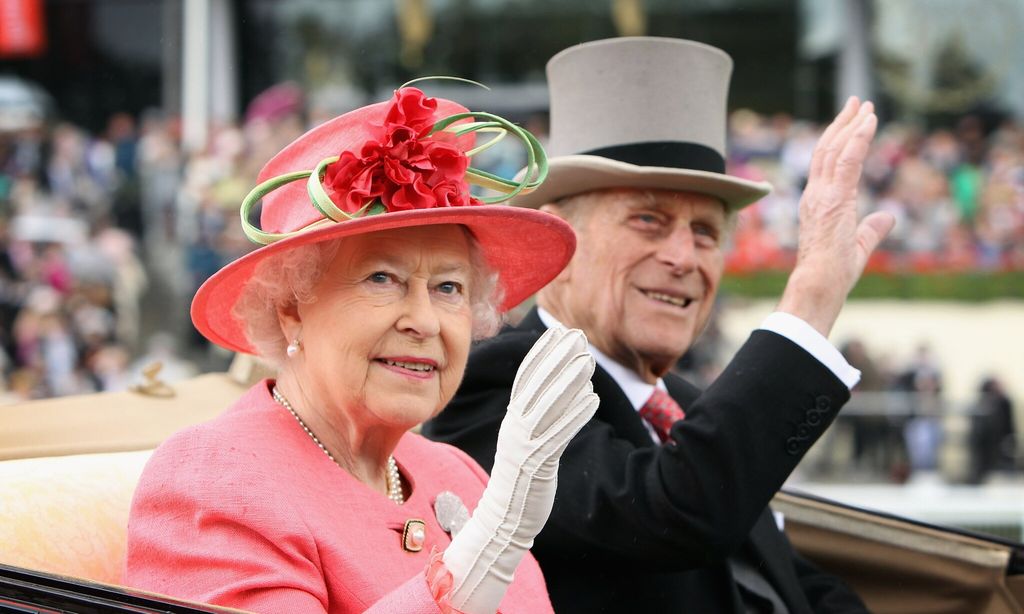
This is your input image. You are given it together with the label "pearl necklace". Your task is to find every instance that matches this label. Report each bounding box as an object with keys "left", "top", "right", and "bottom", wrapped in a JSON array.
[{"left": 272, "top": 386, "right": 404, "bottom": 505}]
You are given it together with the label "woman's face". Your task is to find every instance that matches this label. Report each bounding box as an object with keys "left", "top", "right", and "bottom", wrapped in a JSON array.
[{"left": 285, "top": 225, "right": 475, "bottom": 431}]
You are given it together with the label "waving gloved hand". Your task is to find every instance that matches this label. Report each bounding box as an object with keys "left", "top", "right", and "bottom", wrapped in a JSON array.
[{"left": 442, "top": 325, "right": 599, "bottom": 614}]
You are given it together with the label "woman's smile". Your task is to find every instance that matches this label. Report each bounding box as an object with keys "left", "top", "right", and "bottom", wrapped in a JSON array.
[{"left": 373, "top": 356, "right": 440, "bottom": 381}]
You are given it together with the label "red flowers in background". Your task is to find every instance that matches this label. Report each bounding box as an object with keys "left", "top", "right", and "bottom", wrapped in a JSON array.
[{"left": 323, "top": 87, "right": 477, "bottom": 214}]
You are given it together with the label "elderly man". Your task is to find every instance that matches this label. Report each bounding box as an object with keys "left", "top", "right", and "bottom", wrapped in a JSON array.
[{"left": 424, "top": 37, "right": 891, "bottom": 613}]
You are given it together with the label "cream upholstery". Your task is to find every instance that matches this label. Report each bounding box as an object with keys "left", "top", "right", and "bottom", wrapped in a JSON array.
[
  {"left": 0, "top": 449, "right": 152, "bottom": 584},
  {"left": 0, "top": 360, "right": 259, "bottom": 611}
]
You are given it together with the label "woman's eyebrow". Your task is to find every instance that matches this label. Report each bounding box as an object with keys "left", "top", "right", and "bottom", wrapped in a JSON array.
[
  {"left": 355, "top": 253, "right": 407, "bottom": 269},
  {"left": 434, "top": 262, "right": 471, "bottom": 276},
  {"left": 354, "top": 254, "right": 468, "bottom": 275}
]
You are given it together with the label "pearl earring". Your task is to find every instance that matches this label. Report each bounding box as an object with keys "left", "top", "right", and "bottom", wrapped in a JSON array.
[{"left": 286, "top": 338, "right": 302, "bottom": 357}]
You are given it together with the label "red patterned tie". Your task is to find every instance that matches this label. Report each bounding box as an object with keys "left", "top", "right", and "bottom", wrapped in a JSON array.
[{"left": 639, "top": 388, "right": 686, "bottom": 443}]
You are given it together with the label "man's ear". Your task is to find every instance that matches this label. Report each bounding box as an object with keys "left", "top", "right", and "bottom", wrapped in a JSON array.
[
  {"left": 276, "top": 302, "right": 302, "bottom": 343},
  {"left": 537, "top": 203, "right": 575, "bottom": 286},
  {"left": 539, "top": 203, "right": 564, "bottom": 219}
]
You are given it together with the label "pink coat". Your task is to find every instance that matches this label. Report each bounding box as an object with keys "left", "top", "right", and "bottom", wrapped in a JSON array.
[{"left": 125, "top": 381, "right": 553, "bottom": 613}]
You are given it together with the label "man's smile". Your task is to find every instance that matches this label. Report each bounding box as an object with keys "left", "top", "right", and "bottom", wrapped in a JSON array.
[{"left": 638, "top": 287, "right": 695, "bottom": 309}]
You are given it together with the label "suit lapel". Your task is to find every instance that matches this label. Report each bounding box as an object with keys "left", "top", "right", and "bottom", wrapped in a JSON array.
[
  {"left": 592, "top": 367, "right": 657, "bottom": 447},
  {"left": 513, "top": 308, "right": 547, "bottom": 336},
  {"left": 664, "top": 373, "right": 700, "bottom": 410}
]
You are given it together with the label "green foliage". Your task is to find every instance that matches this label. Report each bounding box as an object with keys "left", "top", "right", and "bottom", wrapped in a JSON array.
[{"left": 721, "top": 271, "right": 1024, "bottom": 301}]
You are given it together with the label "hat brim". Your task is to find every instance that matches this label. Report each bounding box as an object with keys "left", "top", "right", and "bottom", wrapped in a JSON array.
[
  {"left": 509, "top": 155, "right": 772, "bottom": 211},
  {"left": 191, "top": 206, "right": 575, "bottom": 355}
]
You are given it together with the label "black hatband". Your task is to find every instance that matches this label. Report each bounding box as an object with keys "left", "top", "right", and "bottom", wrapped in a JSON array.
[{"left": 580, "top": 141, "right": 724, "bottom": 174}]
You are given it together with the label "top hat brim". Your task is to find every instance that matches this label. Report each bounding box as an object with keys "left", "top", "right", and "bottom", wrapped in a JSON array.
[
  {"left": 509, "top": 155, "right": 772, "bottom": 211},
  {"left": 191, "top": 206, "right": 575, "bottom": 355}
]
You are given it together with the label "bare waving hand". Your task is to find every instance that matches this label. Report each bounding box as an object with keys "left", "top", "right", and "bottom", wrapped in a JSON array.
[{"left": 777, "top": 97, "right": 896, "bottom": 336}]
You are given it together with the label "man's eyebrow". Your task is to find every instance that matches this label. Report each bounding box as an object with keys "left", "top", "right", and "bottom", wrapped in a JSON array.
[
  {"left": 692, "top": 215, "right": 727, "bottom": 232},
  {"left": 621, "top": 197, "right": 665, "bottom": 210}
]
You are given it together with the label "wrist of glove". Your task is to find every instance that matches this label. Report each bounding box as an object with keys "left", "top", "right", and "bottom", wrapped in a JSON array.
[{"left": 442, "top": 325, "right": 598, "bottom": 614}]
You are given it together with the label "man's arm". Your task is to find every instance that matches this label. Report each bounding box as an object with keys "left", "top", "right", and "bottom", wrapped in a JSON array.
[
  {"left": 428, "top": 328, "right": 849, "bottom": 570},
  {"left": 543, "top": 329, "right": 849, "bottom": 568}
]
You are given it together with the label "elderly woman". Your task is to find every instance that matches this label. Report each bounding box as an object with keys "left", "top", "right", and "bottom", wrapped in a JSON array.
[{"left": 125, "top": 86, "right": 598, "bottom": 614}]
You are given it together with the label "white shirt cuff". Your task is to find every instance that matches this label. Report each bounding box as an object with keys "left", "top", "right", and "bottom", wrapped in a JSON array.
[{"left": 758, "top": 312, "right": 861, "bottom": 389}]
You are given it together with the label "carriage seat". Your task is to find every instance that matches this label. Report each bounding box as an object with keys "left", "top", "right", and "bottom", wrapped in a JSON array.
[{"left": 0, "top": 449, "right": 153, "bottom": 585}]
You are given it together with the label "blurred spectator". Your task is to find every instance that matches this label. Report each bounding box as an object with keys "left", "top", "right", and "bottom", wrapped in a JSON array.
[
  {"left": 842, "top": 339, "right": 897, "bottom": 476},
  {"left": 897, "top": 344, "right": 945, "bottom": 474},
  {"left": 105, "top": 112, "right": 143, "bottom": 235},
  {"left": 968, "top": 376, "right": 1017, "bottom": 483}
]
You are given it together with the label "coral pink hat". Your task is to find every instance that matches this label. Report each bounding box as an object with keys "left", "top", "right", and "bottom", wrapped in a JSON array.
[{"left": 192, "top": 85, "right": 574, "bottom": 355}]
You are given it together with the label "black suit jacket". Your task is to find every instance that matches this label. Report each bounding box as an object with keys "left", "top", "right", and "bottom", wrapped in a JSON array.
[{"left": 424, "top": 309, "right": 868, "bottom": 613}]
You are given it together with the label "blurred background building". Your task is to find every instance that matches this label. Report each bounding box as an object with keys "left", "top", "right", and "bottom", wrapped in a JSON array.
[{"left": 2, "top": 0, "right": 1024, "bottom": 539}]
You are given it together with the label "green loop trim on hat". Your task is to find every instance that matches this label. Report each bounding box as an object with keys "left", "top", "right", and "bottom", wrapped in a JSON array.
[
  {"left": 306, "top": 155, "right": 387, "bottom": 222},
  {"left": 432, "top": 111, "right": 548, "bottom": 204},
  {"left": 241, "top": 170, "right": 318, "bottom": 245},
  {"left": 239, "top": 86, "right": 548, "bottom": 246}
]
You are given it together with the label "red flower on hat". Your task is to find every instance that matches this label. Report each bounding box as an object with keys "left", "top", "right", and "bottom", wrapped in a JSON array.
[
  {"left": 323, "top": 87, "right": 477, "bottom": 214},
  {"left": 385, "top": 87, "right": 439, "bottom": 136}
]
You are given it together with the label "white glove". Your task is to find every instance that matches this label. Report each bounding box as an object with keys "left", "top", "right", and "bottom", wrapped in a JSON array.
[{"left": 443, "top": 325, "right": 599, "bottom": 614}]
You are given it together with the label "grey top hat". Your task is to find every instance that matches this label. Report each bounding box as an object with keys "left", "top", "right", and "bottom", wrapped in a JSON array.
[{"left": 512, "top": 37, "right": 772, "bottom": 211}]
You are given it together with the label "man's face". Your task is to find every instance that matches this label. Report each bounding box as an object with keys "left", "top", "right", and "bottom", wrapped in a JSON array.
[{"left": 540, "top": 188, "right": 727, "bottom": 381}]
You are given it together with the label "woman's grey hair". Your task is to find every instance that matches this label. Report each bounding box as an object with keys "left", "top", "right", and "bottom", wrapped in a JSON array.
[{"left": 232, "top": 229, "right": 503, "bottom": 366}]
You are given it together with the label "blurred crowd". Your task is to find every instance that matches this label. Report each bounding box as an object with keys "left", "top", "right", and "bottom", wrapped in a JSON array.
[
  {"left": 837, "top": 339, "right": 1016, "bottom": 484},
  {"left": 675, "top": 316, "right": 1018, "bottom": 484},
  {"left": 0, "top": 113, "right": 152, "bottom": 401},
  {"left": 727, "top": 109, "right": 1024, "bottom": 273},
  {"left": 0, "top": 83, "right": 322, "bottom": 402},
  {"left": 1, "top": 89, "right": 1023, "bottom": 411}
]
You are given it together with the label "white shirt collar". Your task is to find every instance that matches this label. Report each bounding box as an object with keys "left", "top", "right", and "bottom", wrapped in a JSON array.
[{"left": 536, "top": 307, "right": 666, "bottom": 412}]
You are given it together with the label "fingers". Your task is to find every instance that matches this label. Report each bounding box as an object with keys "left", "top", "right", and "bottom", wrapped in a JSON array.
[
  {"left": 831, "top": 109, "right": 877, "bottom": 190},
  {"left": 510, "top": 325, "right": 562, "bottom": 398},
  {"left": 819, "top": 100, "right": 876, "bottom": 186},
  {"left": 528, "top": 352, "right": 596, "bottom": 436},
  {"left": 505, "top": 326, "right": 597, "bottom": 463},
  {"left": 855, "top": 211, "right": 896, "bottom": 269},
  {"left": 558, "top": 387, "right": 600, "bottom": 447},
  {"left": 511, "top": 326, "right": 590, "bottom": 418},
  {"left": 831, "top": 111, "right": 880, "bottom": 189},
  {"left": 807, "top": 96, "right": 860, "bottom": 182},
  {"left": 511, "top": 325, "right": 586, "bottom": 399},
  {"left": 536, "top": 385, "right": 600, "bottom": 465}
]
